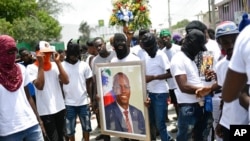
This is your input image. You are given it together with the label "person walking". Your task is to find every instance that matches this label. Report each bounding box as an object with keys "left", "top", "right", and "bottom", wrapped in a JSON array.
[
  {"left": 0, "top": 35, "right": 45, "bottom": 141},
  {"left": 27, "top": 41, "right": 69, "bottom": 141},
  {"left": 62, "top": 39, "right": 93, "bottom": 141}
]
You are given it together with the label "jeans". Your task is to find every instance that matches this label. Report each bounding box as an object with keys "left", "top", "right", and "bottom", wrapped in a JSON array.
[
  {"left": 65, "top": 105, "right": 92, "bottom": 136},
  {"left": 0, "top": 124, "right": 44, "bottom": 141},
  {"left": 40, "top": 109, "right": 65, "bottom": 141},
  {"left": 148, "top": 92, "right": 168, "bottom": 141},
  {"left": 177, "top": 103, "right": 210, "bottom": 141}
]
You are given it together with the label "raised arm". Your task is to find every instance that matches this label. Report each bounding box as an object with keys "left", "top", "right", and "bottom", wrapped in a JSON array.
[
  {"left": 54, "top": 53, "right": 69, "bottom": 84},
  {"left": 33, "top": 53, "right": 45, "bottom": 90}
]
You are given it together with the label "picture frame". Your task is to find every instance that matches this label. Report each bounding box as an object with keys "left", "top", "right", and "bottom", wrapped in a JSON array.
[{"left": 95, "top": 61, "right": 150, "bottom": 141}]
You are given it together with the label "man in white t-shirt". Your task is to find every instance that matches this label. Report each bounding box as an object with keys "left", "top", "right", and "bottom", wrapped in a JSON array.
[
  {"left": 222, "top": 17, "right": 250, "bottom": 101},
  {"left": 160, "top": 29, "right": 181, "bottom": 123},
  {"left": 197, "top": 21, "right": 244, "bottom": 141},
  {"left": 170, "top": 29, "right": 211, "bottom": 141},
  {"left": 141, "top": 32, "right": 172, "bottom": 141},
  {"left": 62, "top": 39, "right": 93, "bottom": 141},
  {"left": 27, "top": 41, "right": 69, "bottom": 141},
  {"left": 130, "top": 29, "right": 149, "bottom": 59},
  {"left": 221, "top": 23, "right": 250, "bottom": 121},
  {"left": 213, "top": 21, "right": 248, "bottom": 141},
  {"left": 0, "top": 35, "right": 44, "bottom": 140},
  {"left": 110, "top": 33, "right": 142, "bottom": 141}
]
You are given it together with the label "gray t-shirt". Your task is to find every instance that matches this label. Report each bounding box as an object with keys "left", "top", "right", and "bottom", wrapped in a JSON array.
[{"left": 92, "top": 51, "right": 116, "bottom": 74}]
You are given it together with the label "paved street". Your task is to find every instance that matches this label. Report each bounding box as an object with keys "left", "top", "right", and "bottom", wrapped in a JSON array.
[{"left": 74, "top": 105, "right": 178, "bottom": 141}]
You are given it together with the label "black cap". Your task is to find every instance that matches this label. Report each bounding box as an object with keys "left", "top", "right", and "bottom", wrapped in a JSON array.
[{"left": 185, "top": 20, "right": 207, "bottom": 34}]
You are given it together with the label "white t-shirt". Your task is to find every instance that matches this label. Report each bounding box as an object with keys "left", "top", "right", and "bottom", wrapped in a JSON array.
[
  {"left": 27, "top": 62, "right": 65, "bottom": 116},
  {"left": 130, "top": 45, "right": 142, "bottom": 56},
  {"left": 229, "top": 25, "right": 250, "bottom": 83},
  {"left": 111, "top": 52, "right": 140, "bottom": 62},
  {"left": 145, "top": 50, "right": 170, "bottom": 93},
  {"left": 216, "top": 57, "right": 248, "bottom": 129},
  {"left": 170, "top": 51, "right": 203, "bottom": 103},
  {"left": 0, "top": 64, "right": 38, "bottom": 136},
  {"left": 162, "top": 44, "right": 181, "bottom": 89},
  {"left": 85, "top": 54, "right": 93, "bottom": 66},
  {"left": 62, "top": 61, "right": 93, "bottom": 106},
  {"left": 228, "top": 25, "right": 250, "bottom": 125}
]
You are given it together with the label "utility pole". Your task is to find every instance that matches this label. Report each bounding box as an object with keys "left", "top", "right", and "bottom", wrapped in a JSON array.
[
  {"left": 208, "top": 0, "right": 211, "bottom": 23},
  {"left": 211, "top": 0, "right": 216, "bottom": 29},
  {"left": 168, "top": 0, "right": 172, "bottom": 32}
]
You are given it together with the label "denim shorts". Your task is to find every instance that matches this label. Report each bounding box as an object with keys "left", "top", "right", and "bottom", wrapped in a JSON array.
[
  {"left": 0, "top": 124, "right": 44, "bottom": 141},
  {"left": 65, "top": 105, "right": 92, "bottom": 136}
]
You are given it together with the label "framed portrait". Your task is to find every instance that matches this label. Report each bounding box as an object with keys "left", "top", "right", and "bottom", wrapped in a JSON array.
[{"left": 95, "top": 61, "right": 150, "bottom": 141}]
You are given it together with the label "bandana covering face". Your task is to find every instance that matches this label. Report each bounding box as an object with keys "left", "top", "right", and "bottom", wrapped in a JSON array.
[
  {"left": 0, "top": 35, "right": 22, "bottom": 92},
  {"left": 34, "top": 51, "right": 52, "bottom": 71}
]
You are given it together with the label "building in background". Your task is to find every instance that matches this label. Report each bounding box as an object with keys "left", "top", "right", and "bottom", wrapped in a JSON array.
[{"left": 215, "top": 0, "right": 250, "bottom": 25}]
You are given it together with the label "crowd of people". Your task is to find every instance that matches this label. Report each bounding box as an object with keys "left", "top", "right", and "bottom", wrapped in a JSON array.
[{"left": 1, "top": 13, "right": 250, "bottom": 141}]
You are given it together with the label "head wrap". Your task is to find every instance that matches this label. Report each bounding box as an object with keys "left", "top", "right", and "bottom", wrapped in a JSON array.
[
  {"left": 185, "top": 20, "right": 207, "bottom": 34},
  {"left": 238, "top": 13, "right": 250, "bottom": 32},
  {"left": 160, "top": 29, "right": 171, "bottom": 37},
  {"left": 181, "top": 29, "right": 207, "bottom": 60},
  {"left": 141, "top": 33, "right": 158, "bottom": 58},
  {"left": 66, "top": 39, "right": 81, "bottom": 63},
  {"left": 0, "top": 35, "right": 22, "bottom": 92}
]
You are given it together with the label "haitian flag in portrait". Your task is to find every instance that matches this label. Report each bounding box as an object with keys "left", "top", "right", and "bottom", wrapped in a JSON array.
[{"left": 101, "top": 69, "right": 116, "bottom": 106}]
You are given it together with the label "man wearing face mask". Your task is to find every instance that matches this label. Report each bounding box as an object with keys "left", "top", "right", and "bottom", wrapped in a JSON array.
[
  {"left": 62, "top": 39, "right": 93, "bottom": 141},
  {"left": 170, "top": 29, "right": 212, "bottom": 141},
  {"left": 141, "top": 33, "right": 172, "bottom": 141},
  {"left": 109, "top": 33, "right": 141, "bottom": 141},
  {"left": 27, "top": 41, "right": 69, "bottom": 141},
  {"left": 111, "top": 33, "right": 140, "bottom": 62}
]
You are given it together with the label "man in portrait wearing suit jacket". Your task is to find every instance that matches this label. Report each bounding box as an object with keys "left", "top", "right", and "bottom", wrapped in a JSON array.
[{"left": 105, "top": 72, "right": 146, "bottom": 135}]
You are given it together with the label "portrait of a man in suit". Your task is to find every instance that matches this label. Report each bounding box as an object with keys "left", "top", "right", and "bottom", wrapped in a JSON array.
[{"left": 104, "top": 72, "right": 146, "bottom": 134}]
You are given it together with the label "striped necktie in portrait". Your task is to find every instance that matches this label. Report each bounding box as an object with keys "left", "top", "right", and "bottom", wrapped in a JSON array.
[{"left": 123, "top": 110, "right": 132, "bottom": 133}]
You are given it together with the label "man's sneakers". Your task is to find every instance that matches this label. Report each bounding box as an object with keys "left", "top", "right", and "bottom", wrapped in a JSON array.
[{"left": 95, "top": 134, "right": 110, "bottom": 141}]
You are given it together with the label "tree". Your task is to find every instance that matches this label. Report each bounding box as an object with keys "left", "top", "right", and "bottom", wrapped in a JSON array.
[
  {"left": 37, "top": 0, "right": 71, "bottom": 17},
  {"left": 0, "top": 0, "right": 37, "bottom": 23},
  {"left": 36, "top": 10, "right": 62, "bottom": 41},
  {"left": 78, "top": 21, "right": 90, "bottom": 45},
  {"left": 0, "top": 19, "right": 13, "bottom": 35},
  {"left": 171, "top": 19, "right": 190, "bottom": 30},
  {"left": 0, "top": 0, "right": 63, "bottom": 49},
  {"left": 12, "top": 17, "right": 45, "bottom": 47}
]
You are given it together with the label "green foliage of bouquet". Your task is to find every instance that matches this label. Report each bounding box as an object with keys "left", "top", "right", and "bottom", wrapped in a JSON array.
[{"left": 109, "top": 0, "right": 152, "bottom": 31}]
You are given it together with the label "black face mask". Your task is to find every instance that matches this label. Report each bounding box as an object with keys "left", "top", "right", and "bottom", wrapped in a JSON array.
[
  {"left": 181, "top": 29, "right": 206, "bottom": 60},
  {"left": 113, "top": 41, "right": 129, "bottom": 59},
  {"left": 113, "top": 33, "right": 129, "bottom": 59},
  {"left": 145, "top": 43, "right": 158, "bottom": 58}
]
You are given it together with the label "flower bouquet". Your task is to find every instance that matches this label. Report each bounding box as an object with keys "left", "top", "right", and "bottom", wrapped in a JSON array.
[{"left": 109, "top": 0, "right": 152, "bottom": 32}]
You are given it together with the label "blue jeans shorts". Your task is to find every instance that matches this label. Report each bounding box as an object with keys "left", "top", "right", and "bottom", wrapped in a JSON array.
[
  {"left": 0, "top": 124, "right": 44, "bottom": 141},
  {"left": 65, "top": 105, "right": 92, "bottom": 136}
]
